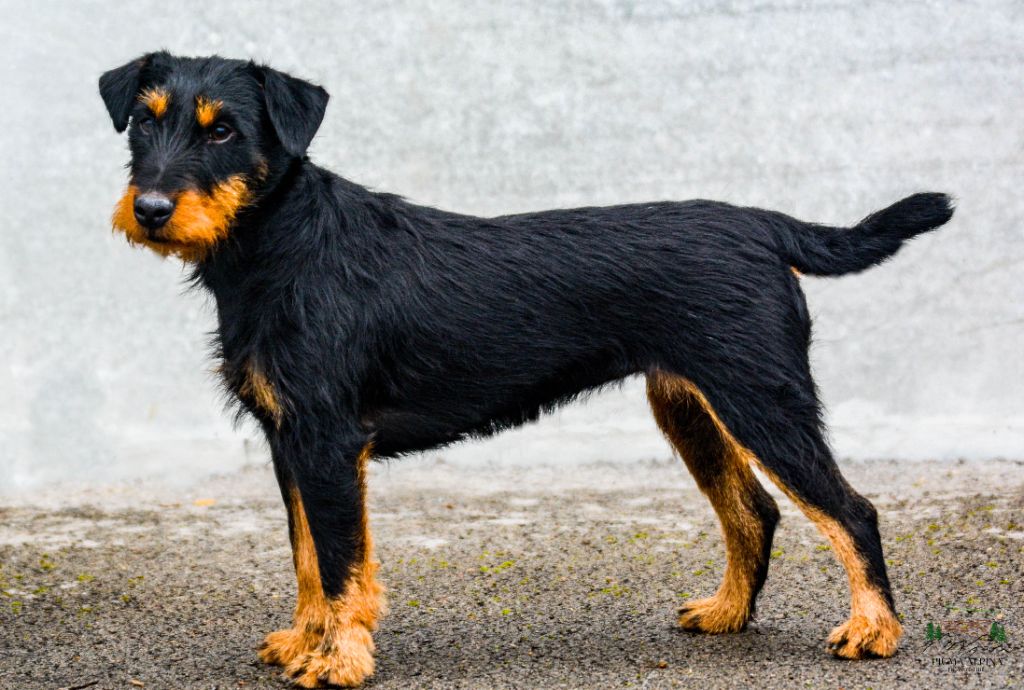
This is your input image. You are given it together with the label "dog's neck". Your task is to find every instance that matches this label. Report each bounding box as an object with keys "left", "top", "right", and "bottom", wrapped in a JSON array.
[
  {"left": 193, "top": 159, "right": 320, "bottom": 353},
  {"left": 192, "top": 159, "right": 402, "bottom": 371},
  {"left": 197, "top": 160, "right": 333, "bottom": 286}
]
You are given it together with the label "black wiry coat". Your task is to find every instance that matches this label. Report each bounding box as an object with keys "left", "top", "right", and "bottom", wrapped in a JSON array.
[
  {"left": 202, "top": 166, "right": 950, "bottom": 469},
  {"left": 100, "top": 56, "right": 952, "bottom": 662}
]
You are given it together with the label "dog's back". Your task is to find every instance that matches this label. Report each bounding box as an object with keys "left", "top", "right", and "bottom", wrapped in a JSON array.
[{"left": 339, "top": 189, "right": 952, "bottom": 456}]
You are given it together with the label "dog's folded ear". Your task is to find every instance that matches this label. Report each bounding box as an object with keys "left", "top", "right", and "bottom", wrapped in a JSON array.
[
  {"left": 257, "top": 66, "right": 330, "bottom": 158},
  {"left": 99, "top": 51, "right": 172, "bottom": 133}
]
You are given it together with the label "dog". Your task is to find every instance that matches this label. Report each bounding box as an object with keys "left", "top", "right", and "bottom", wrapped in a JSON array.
[{"left": 99, "top": 52, "right": 954, "bottom": 687}]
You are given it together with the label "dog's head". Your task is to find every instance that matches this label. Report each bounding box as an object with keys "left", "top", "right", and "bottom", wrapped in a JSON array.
[{"left": 100, "top": 52, "right": 328, "bottom": 261}]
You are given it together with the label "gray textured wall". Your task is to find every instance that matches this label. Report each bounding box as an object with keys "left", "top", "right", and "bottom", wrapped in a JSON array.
[{"left": 1, "top": 1, "right": 1022, "bottom": 491}]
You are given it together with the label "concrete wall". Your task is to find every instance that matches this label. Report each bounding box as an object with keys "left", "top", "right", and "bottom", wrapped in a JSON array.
[{"left": 1, "top": 1, "right": 1022, "bottom": 492}]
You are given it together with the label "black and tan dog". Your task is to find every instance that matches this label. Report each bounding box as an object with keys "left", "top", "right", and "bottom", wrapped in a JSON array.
[{"left": 99, "top": 52, "right": 953, "bottom": 687}]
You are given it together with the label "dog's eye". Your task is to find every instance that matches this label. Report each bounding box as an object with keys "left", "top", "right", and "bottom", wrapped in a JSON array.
[
  {"left": 208, "top": 123, "right": 235, "bottom": 144},
  {"left": 137, "top": 116, "right": 154, "bottom": 134}
]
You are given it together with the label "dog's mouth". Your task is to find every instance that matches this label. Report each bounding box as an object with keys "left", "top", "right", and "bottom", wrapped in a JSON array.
[{"left": 111, "top": 176, "right": 251, "bottom": 262}]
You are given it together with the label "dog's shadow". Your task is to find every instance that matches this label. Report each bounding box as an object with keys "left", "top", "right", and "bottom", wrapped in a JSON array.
[{"left": 366, "top": 610, "right": 822, "bottom": 687}]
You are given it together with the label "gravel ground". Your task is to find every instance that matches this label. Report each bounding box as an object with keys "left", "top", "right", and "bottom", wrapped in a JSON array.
[{"left": 1, "top": 458, "right": 1022, "bottom": 689}]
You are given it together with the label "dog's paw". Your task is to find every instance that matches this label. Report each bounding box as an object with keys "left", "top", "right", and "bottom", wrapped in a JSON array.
[
  {"left": 826, "top": 614, "right": 902, "bottom": 659},
  {"left": 677, "top": 595, "right": 750, "bottom": 633},
  {"left": 283, "top": 627, "right": 375, "bottom": 688},
  {"left": 259, "top": 627, "right": 308, "bottom": 667}
]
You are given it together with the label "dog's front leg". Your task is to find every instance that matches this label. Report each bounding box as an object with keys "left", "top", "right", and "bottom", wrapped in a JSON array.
[{"left": 260, "top": 434, "right": 384, "bottom": 688}]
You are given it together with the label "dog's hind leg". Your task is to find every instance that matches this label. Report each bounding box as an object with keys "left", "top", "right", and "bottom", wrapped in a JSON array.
[
  {"left": 682, "top": 369, "right": 902, "bottom": 659},
  {"left": 259, "top": 439, "right": 384, "bottom": 688},
  {"left": 646, "top": 372, "right": 780, "bottom": 633},
  {"left": 750, "top": 439, "right": 902, "bottom": 659}
]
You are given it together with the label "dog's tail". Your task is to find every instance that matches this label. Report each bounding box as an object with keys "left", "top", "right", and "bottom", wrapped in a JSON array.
[{"left": 768, "top": 193, "right": 954, "bottom": 276}]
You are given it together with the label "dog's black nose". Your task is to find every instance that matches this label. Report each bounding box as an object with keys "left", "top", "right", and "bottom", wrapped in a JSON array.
[{"left": 133, "top": 192, "right": 175, "bottom": 230}]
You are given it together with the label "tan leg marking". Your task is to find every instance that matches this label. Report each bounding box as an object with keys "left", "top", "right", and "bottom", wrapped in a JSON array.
[
  {"left": 259, "top": 445, "right": 386, "bottom": 687},
  {"left": 240, "top": 361, "right": 283, "bottom": 427},
  {"left": 754, "top": 462, "right": 902, "bottom": 658},
  {"left": 647, "top": 372, "right": 776, "bottom": 633}
]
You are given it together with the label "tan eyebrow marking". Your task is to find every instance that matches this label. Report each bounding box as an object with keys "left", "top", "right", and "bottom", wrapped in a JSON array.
[
  {"left": 138, "top": 88, "right": 170, "bottom": 118},
  {"left": 196, "top": 96, "right": 223, "bottom": 127}
]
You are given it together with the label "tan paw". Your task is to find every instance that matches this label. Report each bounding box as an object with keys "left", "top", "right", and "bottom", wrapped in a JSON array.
[
  {"left": 259, "top": 627, "right": 309, "bottom": 667},
  {"left": 284, "top": 628, "right": 375, "bottom": 688},
  {"left": 677, "top": 595, "right": 750, "bottom": 633},
  {"left": 827, "top": 614, "right": 902, "bottom": 659}
]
